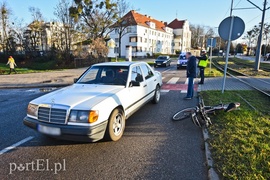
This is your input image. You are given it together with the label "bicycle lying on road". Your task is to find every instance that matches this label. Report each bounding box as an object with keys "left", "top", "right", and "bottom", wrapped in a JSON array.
[{"left": 172, "top": 97, "right": 240, "bottom": 128}]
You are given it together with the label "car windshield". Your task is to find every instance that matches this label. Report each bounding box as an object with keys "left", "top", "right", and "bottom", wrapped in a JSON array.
[
  {"left": 157, "top": 56, "right": 167, "bottom": 60},
  {"left": 179, "top": 55, "right": 186, "bottom": 60},
  {"left": 77, "top": 66, "right": 129, "bottom": 86}
]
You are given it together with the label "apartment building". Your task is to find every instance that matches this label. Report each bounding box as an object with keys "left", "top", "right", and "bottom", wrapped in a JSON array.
[{"left": 109, "top": 10, "right": 192, "bottom": 58}]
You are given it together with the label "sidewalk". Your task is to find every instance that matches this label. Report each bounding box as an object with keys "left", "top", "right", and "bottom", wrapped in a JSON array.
[
  {"left": 236, "top": 55, "right": 270, "bottom": 64},
  {"left": 0, "top": 68, "right": 87, "bottom": 89}
]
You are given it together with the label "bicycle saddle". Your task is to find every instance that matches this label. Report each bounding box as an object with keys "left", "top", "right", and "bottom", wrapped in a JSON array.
[{"left": 225, "top": 103, "right": 240, "bottom": 112}]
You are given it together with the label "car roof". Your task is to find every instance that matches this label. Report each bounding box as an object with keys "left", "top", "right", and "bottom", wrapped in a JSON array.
[{"left": 92, "top": 61, "right": 147, "bottom": 67}]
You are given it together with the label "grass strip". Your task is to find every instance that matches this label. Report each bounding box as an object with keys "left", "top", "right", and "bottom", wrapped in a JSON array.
[{"left": 200, "top": 90, "right": 270, "bottom": 179}]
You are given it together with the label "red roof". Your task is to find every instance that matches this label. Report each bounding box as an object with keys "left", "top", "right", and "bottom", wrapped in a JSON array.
[
  {"left": 120, "top": 10, "right": 168, "bottom": 32},
  {"left": 168, "top": 19, "right": 185, "bottom": 29}
]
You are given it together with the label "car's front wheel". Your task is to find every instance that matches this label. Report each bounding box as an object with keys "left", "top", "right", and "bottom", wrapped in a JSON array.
[
  {"left": 105, "top": 108, "right": 125, "bottom": 141},
  {"left": 152, "top": 85, "right": 161, "bottom": 104}
]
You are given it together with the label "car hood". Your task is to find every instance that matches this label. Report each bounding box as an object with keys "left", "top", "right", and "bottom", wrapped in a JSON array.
[{"left": 31, "top": 84, "right": 124, "bottom": 109}]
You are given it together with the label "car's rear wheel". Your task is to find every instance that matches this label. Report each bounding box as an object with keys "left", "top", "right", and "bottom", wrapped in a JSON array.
[
  {"left": 105, "top": 108, "right": 125, "bottom": 141},
  {"left": 152, "top": 85, "right": 161, "bottom": 104}
]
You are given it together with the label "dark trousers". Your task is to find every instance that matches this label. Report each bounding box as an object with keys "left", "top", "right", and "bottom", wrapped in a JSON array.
[
  {"left": 187, "top": 77, "right": 194, "bottom": 98},
  {"left": 199, "top": 67, "right": 205, "bottom": 83},
  {"left": 9, "top": 68, "right": 17, "bottom": 74}
]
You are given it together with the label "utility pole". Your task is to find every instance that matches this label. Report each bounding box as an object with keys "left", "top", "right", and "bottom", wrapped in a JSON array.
[
  {"left": 247, "top": 0, "right": 270, "bottom": 71},
  {"left": 230, "top": 0, "right": 234, "bottom": 16}
]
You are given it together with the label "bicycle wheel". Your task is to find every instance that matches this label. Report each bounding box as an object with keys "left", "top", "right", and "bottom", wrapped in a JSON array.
[{"left": 172, "top": 107, "right": 196, "bottom": 121}]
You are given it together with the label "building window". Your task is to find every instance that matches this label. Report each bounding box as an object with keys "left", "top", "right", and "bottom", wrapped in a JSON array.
[
  {"left": 127, "top": 27, "right": 132, "bottom": 33},
  {"left": 145, "top": 29, "right": 147, "bottom": 33},
  {"left": 114, "top": 47, "right": 119, "bottom": 53},
  {"left": 114, "top": 29, "right": 119, "bottom": 34},
  {"left": 138, "top": 37, "right": 142, "bottom": 43},
  {"left": 132, "top": 46, "right": 137, "bottom": 52},
  {"left": 137, "top": 47, "right": 142, "bottom": 52},
  {"left": 130, "top": 37, "right": 137, "bottom": 42},
  {"left": 144, "top": 38, "right": 147, "bottom": 43},
  {"left": 144, "top": 47, "right": 147, "bottom": 52},
  {"left": 115, "top": 38, "right": 119, "bottom": 42}
]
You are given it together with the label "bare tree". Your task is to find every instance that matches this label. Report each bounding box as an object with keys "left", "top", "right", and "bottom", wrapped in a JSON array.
[
  {"left": 110, "top": 0, "right": 132, "bottom": 57},
  {"left": 24, "top": 7, "right": 44, "bottom": 56},
  {"left": 0, "top": 2, "right": 12, "bottom": 54},
  {"left": 190, "top": 25, "right": 215, "bottom": 50},
  {"left": 54, "top": 0, "right": 76, "bottom": 61}
]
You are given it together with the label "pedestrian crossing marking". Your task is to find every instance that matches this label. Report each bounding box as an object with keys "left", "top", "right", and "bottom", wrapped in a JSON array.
[
  {"left": 161, "top": 77, "right": 198, "bottom": 93},
  {"left": 167, "top": 77, "right": 179, "bottom": 84}
]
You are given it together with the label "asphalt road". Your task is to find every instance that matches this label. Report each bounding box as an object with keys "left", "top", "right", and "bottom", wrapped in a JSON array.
[{"left": 0, "top": 61, "right": 207, "bottom": 180}]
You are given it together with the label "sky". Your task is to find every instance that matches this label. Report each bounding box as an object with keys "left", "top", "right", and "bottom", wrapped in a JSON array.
[{"left": 4, "top": 0, "right": 269, "bottom": 38}]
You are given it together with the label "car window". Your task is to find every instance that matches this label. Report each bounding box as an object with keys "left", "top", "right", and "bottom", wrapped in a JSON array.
[
  {"left": 77, "top": 66, "right": 128, "bottom": 86},
  {"left": 131, "top": 66, "right": 143, "bottom": 82},
  {"left": 140, "top": 64, "right": 154, "bottom": 80},
  {"left": 79, "top": 67, "right": 99, "bottom": 83}
]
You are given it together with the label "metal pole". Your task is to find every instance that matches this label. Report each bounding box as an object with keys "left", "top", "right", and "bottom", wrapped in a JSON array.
[
  {"left": 230, "top": 0, "right": 234, "bottom": 16},
  {"left": 264, "top": 34, "right": 268, "bottom": 56},
  {"left": 254, "top": 0, "right": 267, "bottom": 71},
  {"left": 222, "top": 16, "right": 235, "bottom": 93},
  {"left": 210, "top": 38, "right": 213, "bottom": 74}
]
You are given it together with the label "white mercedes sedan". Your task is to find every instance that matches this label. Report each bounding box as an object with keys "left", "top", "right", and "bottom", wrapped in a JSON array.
[{"left": 23, "top": 62, "right": 162, "bottom": 142}]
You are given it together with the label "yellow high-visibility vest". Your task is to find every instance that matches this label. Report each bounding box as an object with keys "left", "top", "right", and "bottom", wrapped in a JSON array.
[{"left": 198, "top": 59, "right": 208, "bottom": 67}]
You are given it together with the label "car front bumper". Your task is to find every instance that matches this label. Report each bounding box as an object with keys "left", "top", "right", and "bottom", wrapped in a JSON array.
[
  {"left": 177, "top": 64, "right": 187, "bottom": 68},
  {"left": 23, "top": 116, "right": 108, "bottom": 142}
]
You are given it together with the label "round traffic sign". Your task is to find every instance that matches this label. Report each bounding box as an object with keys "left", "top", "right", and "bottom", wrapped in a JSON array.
[{"left": 218, "top": 16, "right": 245, "bottom": 41}]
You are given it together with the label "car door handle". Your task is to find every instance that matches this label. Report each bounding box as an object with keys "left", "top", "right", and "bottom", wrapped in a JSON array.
[
  {"left": 154, "top": 79, "right": 157, "bottom": 81},
  {"left": 143, "top": 84, "right": 147, "bottom": 87}
]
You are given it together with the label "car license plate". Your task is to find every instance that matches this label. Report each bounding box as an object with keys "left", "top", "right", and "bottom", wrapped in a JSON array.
[
  {"left": 38, "top": 125, "right": 61, "bottom": 136},
  {"left": 158, "top": 63, "right": 161, "bottom": 65}
]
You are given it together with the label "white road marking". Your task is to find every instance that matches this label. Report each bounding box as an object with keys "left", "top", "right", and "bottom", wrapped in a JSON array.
[
  {"left": 184, "top": 78, "right": 188, "bottom": 84},
  {"left": 0, "top": 136, "right": 34, "bottom": 155},
  {"left": 167, "top": 77, "right": 179, "bottom": 84},
  {"left": 184, "top": 78, "right": 196, "bottom": 84},
  {"left": 161, "top": 90, "right": 170, "bottom": 93}
]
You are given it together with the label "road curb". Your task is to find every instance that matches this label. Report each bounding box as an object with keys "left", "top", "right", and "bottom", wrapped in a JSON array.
[
  {"left": 197, "top": 86, "right": 220, "bottom": 180},
  {"left": 202, "top": 128, "right": 220, "bottom": 180},
  {"left": 0, "top": 83, "right": 71, "bottom": 89}
]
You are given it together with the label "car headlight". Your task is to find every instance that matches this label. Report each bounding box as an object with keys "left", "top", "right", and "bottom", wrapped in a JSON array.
[
  {"left": 27, "top": 103, "right": 38, "bottom": 117},
  {"left": 68, "top": 110, "right": 99, "bottom": 123}
]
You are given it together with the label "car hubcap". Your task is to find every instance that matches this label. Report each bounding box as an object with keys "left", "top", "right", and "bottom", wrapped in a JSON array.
[
  {"left": 112, "top": 113, "right": 123, "bottom": 136},
  {"left": 156, "top": 87, "right": 160, "bottom": 101}
]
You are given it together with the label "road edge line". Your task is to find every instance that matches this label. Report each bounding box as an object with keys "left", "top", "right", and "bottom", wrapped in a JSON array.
[{"left": 0, "top": 136, "right": 34, "bottom": 155}]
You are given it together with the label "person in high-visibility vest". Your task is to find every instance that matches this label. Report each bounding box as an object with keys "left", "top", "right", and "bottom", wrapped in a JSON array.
[{"left": 197, "top": 51, "right": 208, "bottom": 84}]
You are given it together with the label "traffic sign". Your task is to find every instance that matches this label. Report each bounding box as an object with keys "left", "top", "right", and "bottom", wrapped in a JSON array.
[{"left": 218, "top": 16, "right": 245, "bottom": 41}]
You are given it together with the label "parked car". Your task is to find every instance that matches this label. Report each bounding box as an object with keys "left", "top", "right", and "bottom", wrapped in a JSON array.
[
  {"left": 154, "top": 56, "right": 171, "bottom": 67},
  {"left": 23, "top": 62, "right": 162, "bottom": 142},
  {"left": 177, "top": 53, "right": 187, "bottom": 69}
]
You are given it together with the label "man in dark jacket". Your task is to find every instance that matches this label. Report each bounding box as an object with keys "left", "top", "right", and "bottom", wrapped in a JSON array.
[{"left": 185, "top": 52, "right": 197, "bottom": 100}]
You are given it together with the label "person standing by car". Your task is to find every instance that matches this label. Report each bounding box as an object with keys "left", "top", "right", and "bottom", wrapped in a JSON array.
[
  {"left": 6, "top": 56, "right": 17, "bottom": 74},
  {"left": 197, "top": 51, "right": 208, "bottom": 84},
  {"left": 185, "top": 52, "right": 197, "bottom": 100}
]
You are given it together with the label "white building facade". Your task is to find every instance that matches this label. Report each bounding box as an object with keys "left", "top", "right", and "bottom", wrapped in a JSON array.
[
  {"left": 168, "top": 19, "right": 192, "bottom": 53},
  {"left": 109, "top": 11, "right": 174, "bottom": 58},
  {"left": 109, "top": 11, "right": 192, "bottom": 58}
]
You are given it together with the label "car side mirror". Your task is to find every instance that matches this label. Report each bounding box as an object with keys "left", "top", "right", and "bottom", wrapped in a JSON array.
[
  {"left": 74, "top": 78, "right": 78, "bottom": 83},
  {"left": 129, "top": 81, "right": 140, "bottom": 87}
]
